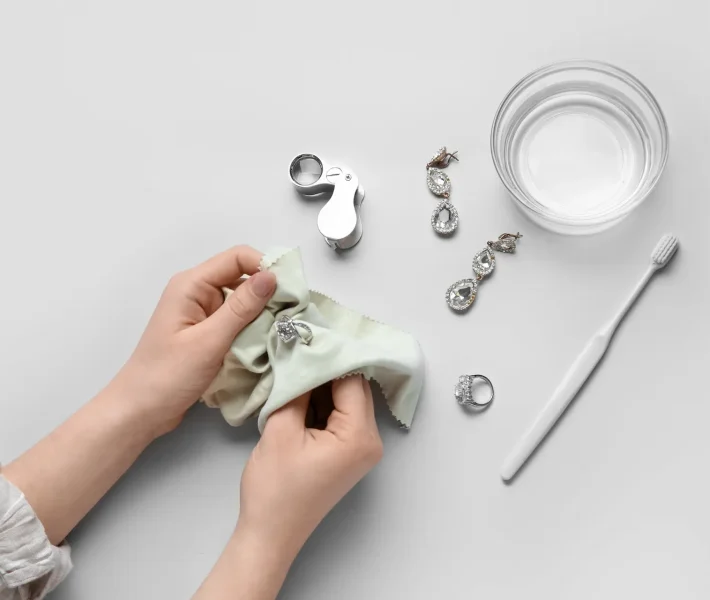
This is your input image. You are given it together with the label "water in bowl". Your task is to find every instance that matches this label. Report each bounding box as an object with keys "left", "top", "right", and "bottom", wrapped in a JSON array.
[{"left": 509, "top": 91, "right": 647, "bottom": 219}]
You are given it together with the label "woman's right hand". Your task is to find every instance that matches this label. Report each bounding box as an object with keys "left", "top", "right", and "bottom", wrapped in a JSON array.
[
  {"left": 238, "top": 374, "right": 384, "bottom": 556},
  {"left": 193, "top": 375, "right": 383, "bottom": 600}
]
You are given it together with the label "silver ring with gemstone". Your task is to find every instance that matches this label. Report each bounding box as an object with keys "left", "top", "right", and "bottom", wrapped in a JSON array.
[
  {"left": 455, "top": 374, "right": 494, "bottom": 408},
  {"left": 275, "top": 315, "right": 313, "bottom": 346}
]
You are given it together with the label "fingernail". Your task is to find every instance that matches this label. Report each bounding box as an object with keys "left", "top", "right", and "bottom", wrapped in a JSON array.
[{"left": 250, "top": 271, "right": 276, "bottom": 298}]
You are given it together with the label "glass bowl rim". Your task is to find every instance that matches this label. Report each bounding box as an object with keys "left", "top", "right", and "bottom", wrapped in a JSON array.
[{"left": 490, "top": 59, "right": 670, "bottom": 226}]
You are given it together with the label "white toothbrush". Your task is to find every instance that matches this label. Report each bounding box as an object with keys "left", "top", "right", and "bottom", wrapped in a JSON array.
[{"left": 500, "top": 234, "right": 679, "bottom": 482}]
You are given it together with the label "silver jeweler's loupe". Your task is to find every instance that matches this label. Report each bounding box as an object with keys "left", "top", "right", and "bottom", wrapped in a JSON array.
[{"left": 289, "top": 153, "right": 365, "bottom": 250}]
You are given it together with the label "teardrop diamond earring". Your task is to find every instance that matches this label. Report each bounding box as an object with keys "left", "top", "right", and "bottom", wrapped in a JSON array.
[
  {"left": 446, "top": 233, "right": 523, "bottom": 311},
  {"left": 426, "top": 147, "right": 459, "bottom": 235}
]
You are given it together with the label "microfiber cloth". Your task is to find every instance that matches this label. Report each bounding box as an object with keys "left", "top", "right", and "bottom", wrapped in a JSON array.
[{"left": 202, "top": 247, "right": 424, "bottom": 432}]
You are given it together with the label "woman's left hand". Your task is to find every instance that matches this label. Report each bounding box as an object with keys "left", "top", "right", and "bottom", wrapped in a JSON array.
[
  {"left": 3, "top": 245, "right": 276, "bottom": 545},
  {"left": 115, "top": 245, "right": 276, "bottom": 435}
]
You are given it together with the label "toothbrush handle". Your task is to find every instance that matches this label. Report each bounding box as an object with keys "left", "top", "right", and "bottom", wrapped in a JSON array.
[
  {"left": 500, "top": 332, "right": 611, "bottom": 481},
  {"left": 608, "top": 265, "right": 655, "bottom": 332}
]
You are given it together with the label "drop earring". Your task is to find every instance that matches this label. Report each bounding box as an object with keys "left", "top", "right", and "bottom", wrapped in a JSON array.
[
  {"left": 427, "top": 147, "right": 459, "bottom": 235},
  {"left": 446, "top": 233, "right": 523, "bottom": 311}
]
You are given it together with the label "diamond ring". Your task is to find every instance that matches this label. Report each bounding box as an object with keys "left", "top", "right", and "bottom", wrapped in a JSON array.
[
  {"left": 275, "top": 315, "right": 313, "bottom": 346},
  {"left": 455, "top": 374, "right": 494, "bottom": 408}
]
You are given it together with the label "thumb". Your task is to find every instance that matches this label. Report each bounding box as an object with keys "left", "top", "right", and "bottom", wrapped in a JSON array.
[{"left": 202, "top": 271, "right": 276, "bottom": 344}]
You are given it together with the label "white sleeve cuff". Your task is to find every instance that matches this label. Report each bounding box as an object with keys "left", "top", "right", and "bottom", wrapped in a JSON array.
[{"left": 0, "top": 472, "right": 72, "bottom": 599}]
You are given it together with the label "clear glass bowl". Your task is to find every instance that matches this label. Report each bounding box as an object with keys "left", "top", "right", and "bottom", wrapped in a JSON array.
[{"left": 490, "top": 60, "right": 669, "bottom": 234}]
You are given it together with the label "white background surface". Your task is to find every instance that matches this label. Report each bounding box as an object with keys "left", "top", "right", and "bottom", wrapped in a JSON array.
[{"left": 1, "top": 1, "right": 709, "bottom": 598}]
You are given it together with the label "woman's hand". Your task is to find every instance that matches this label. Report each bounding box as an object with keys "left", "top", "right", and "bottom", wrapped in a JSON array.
[
  {"left": 241, "top": 375, "right": 384, "bottom": 551},
  {"left": 115, "top": 245, "right": 276, "bottom": 435},
  {"left": 193, "top": 375, "right": 383, "bottom": 600},
  {"left": 3, "top": 245, "right": 276, "bottom": 545}
]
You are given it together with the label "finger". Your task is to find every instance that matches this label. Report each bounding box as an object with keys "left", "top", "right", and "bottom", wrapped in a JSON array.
[
  {"left": 331, "top": 375, "right": 373, "bottom": 426},
  {"left": 360, "top": 376, "right": 377, "bottom": 428},
  {"left": 263, "top": 391, "right": 311, "bottom": 437},
  {"left": 197, "top": 270, "right": 276, "bottom": 344},
  {"left": 190, "top": 245, "right": 264, "bottom": 289}
]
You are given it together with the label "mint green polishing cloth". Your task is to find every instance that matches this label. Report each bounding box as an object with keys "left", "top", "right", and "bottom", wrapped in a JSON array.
[{"left": 202, "top": 248, "right": 424, "bottom": 432}]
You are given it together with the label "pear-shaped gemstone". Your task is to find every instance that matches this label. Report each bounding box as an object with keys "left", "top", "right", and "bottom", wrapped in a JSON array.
[
  {"left": 472, "top": 247, "right": 496, "bottom": 277},
  {"left": 446, "top": 278, "right": 478, "bottom": 311},
  {"left": 431, "top": 201, "right": 459, "bottom": 235},
  {"left": 426, "top": 168, "right": 451, "bottom": 196}
]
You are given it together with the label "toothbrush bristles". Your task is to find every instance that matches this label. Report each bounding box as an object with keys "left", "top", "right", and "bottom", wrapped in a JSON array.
[{"left": 651, "top": 234, "right": 679, "bottom": 267}]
